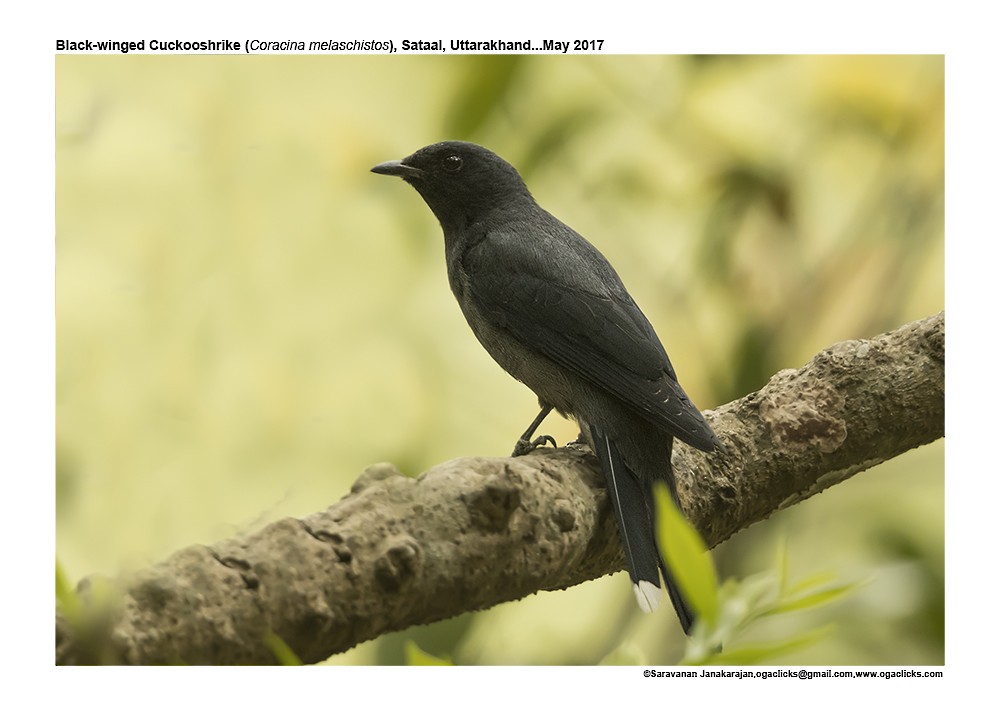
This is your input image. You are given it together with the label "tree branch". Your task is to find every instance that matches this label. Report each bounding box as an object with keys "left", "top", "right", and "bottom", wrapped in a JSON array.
[{"left": 56, "top": 312, "right": 944, "bottom": 665}]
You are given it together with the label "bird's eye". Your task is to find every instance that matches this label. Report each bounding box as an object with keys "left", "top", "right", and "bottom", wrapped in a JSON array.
[{"left": 442, "top": 155, "right": 463, "bottom": 172}]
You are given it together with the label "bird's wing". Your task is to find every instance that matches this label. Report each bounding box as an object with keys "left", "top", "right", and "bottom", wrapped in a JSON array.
[{"left": 467, "top": 251, "right": 718, "bottom": 451}]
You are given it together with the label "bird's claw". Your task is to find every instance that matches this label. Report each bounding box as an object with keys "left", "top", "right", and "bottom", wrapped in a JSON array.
[
  {"left": 566, "top": 433, "right": 588, "bottom": 448},
  {"left": 512, "top": 434, "right": 558, "bottom": 457}
]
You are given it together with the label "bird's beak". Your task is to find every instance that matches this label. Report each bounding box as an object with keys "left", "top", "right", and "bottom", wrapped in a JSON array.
[{"left": 371, "top": 160, "right": 424, "bottom": 180}]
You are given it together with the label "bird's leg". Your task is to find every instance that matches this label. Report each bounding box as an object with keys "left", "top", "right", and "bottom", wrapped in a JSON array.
[{"left": 512, "top": 401, "right": 557, "bottom": 456}]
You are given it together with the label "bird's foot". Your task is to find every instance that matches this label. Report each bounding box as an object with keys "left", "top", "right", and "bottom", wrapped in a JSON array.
[
  {"left": 511, "top": 434, "right": 558, "bottom": 457},
  {"left": 566, "top": 433, "right": 588, "bottom": 448}
]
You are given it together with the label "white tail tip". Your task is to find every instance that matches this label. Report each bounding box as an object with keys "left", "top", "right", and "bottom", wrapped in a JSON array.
[{"left": 633, "top": 580, "right": 662, "bottom": 613}]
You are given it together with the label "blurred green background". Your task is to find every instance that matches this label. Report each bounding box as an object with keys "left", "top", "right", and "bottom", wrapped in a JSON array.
[{"left": 55, "top": 55, "right": 943, "bottom": 665}]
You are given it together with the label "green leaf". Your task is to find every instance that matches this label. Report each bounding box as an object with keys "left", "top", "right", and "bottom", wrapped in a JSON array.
[
  {"left": 653, "top": 482, "right": 720, "bottom": 626},
  {"left": 404, "top": 640, "right": 453, "bottom": 666},
  {"left": 768, "top": 583, "right": 860, "bottom": 615},
  {"left": 699, "top": 625, "right": 834, "bottom": 665},
  {"left": 786, "top": 571, "right": 840, "bottom": 595},
  {"left": 262, "top": 631, "right": 302, "bottom": 666}
]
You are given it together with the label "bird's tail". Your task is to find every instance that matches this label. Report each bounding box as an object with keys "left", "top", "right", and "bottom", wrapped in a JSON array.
[{"left": 590, "top": 424, "right": 696, "bottom": 635}]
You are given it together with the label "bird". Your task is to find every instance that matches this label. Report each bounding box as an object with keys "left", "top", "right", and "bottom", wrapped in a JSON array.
[{"left": 371, "top": 141, "right": 720, "bottom": 634}]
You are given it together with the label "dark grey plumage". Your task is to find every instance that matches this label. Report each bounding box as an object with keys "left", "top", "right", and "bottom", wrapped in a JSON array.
[{"left": 372, "top": 141, "right": 719, "bottom": 633}]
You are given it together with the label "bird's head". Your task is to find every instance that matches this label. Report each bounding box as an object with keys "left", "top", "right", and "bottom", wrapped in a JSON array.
[{"left": 372, "top": 141, "right": 532, "bottom": 228}]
